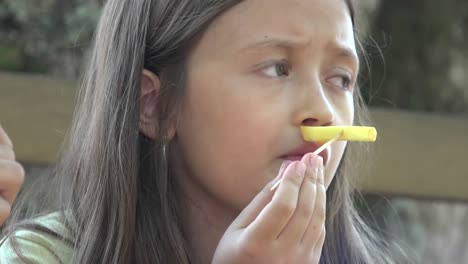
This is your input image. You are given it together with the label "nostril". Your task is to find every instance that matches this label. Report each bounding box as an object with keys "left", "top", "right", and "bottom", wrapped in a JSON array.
[
  {"left": 302, "top": 119, "right": 334, "bottom": 127},
  {"left": 302, "top": 118, "right": 318, "bottom": 126}
]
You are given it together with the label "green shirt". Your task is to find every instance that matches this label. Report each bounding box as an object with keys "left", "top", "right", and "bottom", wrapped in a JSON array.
[{"left": 0, "top": 212, "right": 73, "bottom": 263}]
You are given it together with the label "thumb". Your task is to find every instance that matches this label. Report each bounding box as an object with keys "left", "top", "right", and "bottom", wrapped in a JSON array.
[
  {"left": 229, "top": 160, "right": 292, "bottom": 230},
  {"left": 0, "top": 124, "right": 13, "bottom": 148}
]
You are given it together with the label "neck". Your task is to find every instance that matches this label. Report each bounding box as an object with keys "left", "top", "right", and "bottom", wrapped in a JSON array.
[
  {"left": 169, "top": 143, "right": 240, "bottom": 263},
  {"left": 178, "top": 180, "right": 239, "bottom": 264}
]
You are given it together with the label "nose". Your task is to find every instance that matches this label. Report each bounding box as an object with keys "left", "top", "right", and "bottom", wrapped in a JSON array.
[{"left": 294, "top": 77, "right": 335, "bottom": 127}]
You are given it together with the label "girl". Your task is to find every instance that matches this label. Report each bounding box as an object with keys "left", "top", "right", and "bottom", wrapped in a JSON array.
[{"left": 1, "top": 0, "right": 403, "bottom": 263}]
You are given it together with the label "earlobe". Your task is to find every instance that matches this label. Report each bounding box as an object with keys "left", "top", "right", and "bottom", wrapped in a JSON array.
[
  {"left": 139, "top": 69, "right": 177, "bottom": 141},
  {"left": 139, "top": 69, "right": 161, "bottom": 140}
]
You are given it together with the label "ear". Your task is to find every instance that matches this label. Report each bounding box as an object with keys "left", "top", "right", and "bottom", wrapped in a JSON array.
[{"left": 139, "top": 69, "right": 176, "bottom": 140}]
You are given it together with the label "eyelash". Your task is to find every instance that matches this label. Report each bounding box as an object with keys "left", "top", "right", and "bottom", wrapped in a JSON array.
[
  {"left": 328, "top": 74, "right": 353, "bottom": 91},
  {"left": 261, "top": 60, "right": 291, "bottom": 78},
  {"left": 260, "top": 60, "right": 354, "bottom": 91}
]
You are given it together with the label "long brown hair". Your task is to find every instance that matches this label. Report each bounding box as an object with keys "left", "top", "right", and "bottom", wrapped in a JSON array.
[{"left": 3, "top": 0, "right": 403, "bottom": 263}]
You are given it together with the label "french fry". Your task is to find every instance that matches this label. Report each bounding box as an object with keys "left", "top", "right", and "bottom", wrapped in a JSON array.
[
  {"left": 270, "top": 127, "right": 376, "bottom": 192},
  {"left": 301, "top": 126, "right": 377, "bottom": 142}
]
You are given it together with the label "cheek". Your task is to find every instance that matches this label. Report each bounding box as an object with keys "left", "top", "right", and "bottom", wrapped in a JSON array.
[
  {"left": 323, "top": 93, "right": 353, "bottom": 187},
  {"left": 174, "top": 80, "right": 282, "bottom": 209},
  {"left": 333, "top": 91, "right": 354, "bottom": 124},
  {"left": 325, "top": 141, "right": 347, "bottom": 189},
  {"left": 179, "top": 85, "right": 275, "bottom": 161}
]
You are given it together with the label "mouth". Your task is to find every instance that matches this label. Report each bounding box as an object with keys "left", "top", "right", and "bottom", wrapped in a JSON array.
[{"left": 280, "top": 142, "right": 329, "bottom": 166}]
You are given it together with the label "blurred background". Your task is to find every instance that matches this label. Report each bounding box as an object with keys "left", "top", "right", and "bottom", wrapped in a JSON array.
[{"left": 0, "top": 0, "right": 467, "bottom": 263}]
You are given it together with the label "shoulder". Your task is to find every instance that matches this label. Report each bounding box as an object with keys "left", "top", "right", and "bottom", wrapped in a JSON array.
[{"left": 0, "top": 212, "right": 74, "bottom": 264}]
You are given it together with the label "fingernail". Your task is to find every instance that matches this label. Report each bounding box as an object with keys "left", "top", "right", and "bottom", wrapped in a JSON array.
[
  {"left": 308, "top": 154, "right": 320, "bottom": 168},
  {"left": 296, "top": 162, "right": 306, "bottom": 178}
]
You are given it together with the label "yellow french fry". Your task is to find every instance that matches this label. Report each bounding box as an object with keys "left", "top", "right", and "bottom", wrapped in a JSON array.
[{"left": 301, "top": 126, "right": 377, "bottom": 142}]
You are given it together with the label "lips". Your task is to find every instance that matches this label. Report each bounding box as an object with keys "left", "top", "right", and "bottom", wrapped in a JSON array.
[{"left": 280, "top": 142, "right": 329, "bottom": 165}]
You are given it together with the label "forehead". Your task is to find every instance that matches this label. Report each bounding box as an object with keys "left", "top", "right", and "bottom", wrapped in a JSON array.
[{"left": 202, "top": 0, "right": 355, "bottom": 55}]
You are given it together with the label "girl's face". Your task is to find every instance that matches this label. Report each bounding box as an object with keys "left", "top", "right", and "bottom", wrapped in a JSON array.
[{"left": 171, "top": 0, "right": 358, "bottom": 211}]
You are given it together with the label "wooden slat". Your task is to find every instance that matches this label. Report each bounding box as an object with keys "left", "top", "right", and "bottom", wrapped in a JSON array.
[
  {"left": 1, "top": 71, "right": 467, "bottom": 200},
  {"left": 362, "top": 109, "right": 468, "bottom": 201},
  {"left": 0, "top": 72, "right": 75, "bottom": 163}
]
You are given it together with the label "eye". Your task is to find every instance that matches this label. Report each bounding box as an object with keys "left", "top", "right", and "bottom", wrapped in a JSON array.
[
  {"left": 261, "top": 60, "right": 291, "bottom": 78},
  {"left": 327, "top": 74, "right": 353, "bottom": 91}
]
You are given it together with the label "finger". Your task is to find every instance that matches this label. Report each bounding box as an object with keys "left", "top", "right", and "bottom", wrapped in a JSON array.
[
  {"left": 0, "top": 125, "right": 13, "bottom": 148},
  {"left": 310, "top": 226, "right": 326, "bottom": 263},
  {"left": 0, "top": 196, "right": 11, "bottom": 225},
  {"left": 278, "top": 154, "right": 321, "bottom": 244},
  {"left": 302, "top": 157, "right": 326, "bottom": 246},
  {"left": 0, "top": 145, "right": 15, "bottom": 160},
  {"left": 244, "top": 161, "right": 305, "bottom": 243},
  {"left": 231, "top": 160, "right": 292, "bottom": 229},
  {"left": 0, "top": 160, "right": 25, "bottom": 204}
]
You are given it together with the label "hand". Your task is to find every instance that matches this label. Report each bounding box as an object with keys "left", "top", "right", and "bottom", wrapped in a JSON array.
[
  {"left": 0, "top": 124, "right": 25, "bottom": 225},
  {"left": 212, "top": 153, "right": 326, "bottom": 264}
]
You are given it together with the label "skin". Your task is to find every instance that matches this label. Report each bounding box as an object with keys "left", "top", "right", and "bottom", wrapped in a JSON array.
[
  {"left": 0, "top": 124, "right": 25, "bottom": 226},
  {"left": 140, "top": 0, "right": 358, "bottom": 262}
]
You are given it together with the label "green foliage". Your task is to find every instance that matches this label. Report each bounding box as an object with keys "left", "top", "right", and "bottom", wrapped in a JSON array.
[
  {"left": 0, "top": 44, "right": 23, "bottom": 71},
  {"left": 65, "top": 5, "right": 100, "bottom": 44},
  {"left": 0, "top": 0, "right": 101, "bottom": 79},
  {"left": 364, "top": 0, "right": 468, "bottom": 114}
]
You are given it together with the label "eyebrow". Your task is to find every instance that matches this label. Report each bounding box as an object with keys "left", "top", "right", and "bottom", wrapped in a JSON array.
[
  {"left": 241, "top": 37, "right": 359, "bottom": 65},
  {"left": 240, "top": 37, "right": 305, "bottom": 52},
  {"left": 332, "top": 45, "right": 359, "bottom": 65}
]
